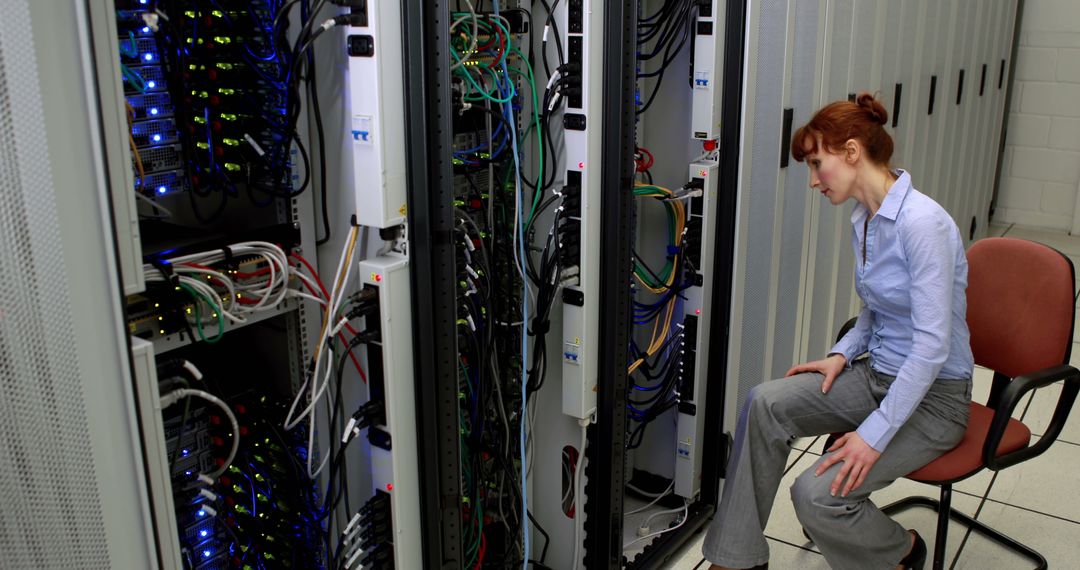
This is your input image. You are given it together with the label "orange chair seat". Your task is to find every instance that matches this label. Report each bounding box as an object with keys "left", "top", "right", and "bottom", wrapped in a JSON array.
[{"left": 907, "top": 402, "right": 1032, "bottom": 483}]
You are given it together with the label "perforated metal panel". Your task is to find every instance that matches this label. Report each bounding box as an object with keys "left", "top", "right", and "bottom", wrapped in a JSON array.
[{"left": 0, "top": 1, "right": 110, "bottom": 566}]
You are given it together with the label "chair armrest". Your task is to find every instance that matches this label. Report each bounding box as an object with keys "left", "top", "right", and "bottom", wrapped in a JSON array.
[
  {"left": 984, "top": 364, "right": 1080, "bottom": 471},
  {"left": 835, "top": 317, "right": 858, "bottom": 345}
]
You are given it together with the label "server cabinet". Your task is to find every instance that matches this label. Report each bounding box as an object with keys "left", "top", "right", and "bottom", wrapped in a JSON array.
[{"left": 1, "top": 1, "right": 160, "bottom": 567}]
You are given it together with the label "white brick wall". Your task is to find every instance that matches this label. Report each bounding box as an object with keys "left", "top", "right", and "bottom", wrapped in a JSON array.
[{"left": 996, "top": 1, "right": 1080, "bottom": 232}]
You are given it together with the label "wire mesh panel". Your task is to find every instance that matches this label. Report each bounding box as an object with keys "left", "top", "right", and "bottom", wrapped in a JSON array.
[{"left": 0, "top": 1, "right": 111, "bottom": 567}]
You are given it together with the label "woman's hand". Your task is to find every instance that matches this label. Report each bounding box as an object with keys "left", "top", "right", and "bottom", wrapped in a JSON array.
[
  {"left": 815, "top": 431, "right": 881, "bottom": 497},
  {"left": 785, "top": 353, "right": 847, "bottom": 393}
]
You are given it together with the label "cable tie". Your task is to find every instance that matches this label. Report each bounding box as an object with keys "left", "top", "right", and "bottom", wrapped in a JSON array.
[
  {"left": 543, "top": 25, "right": 550, "bottom": 42},
  {"left": 345, "top": 546, "right": 364, "bottom": 569},
  {"left": 182, "top": 360, "right": 205, "bottom": 382},
  {"left": 243, "top": 133, "right": 266, "bottom": 157},
  {"left": 343, "top": 418, "right": 358, "bottom": 443},
  {"left": 199, "top": 488, "right": 218, "bottom": 502},
  {"left": 465, "top": 265, "right": 479, "bottom": 280},
  {"left": 201, "top": 505, "right": 218, "bottom": 517},
  {"left": 466, "top": 315, "right": 476, "bottom": 331},
  {"left": 151, "top": 259, "right": 179, "bottom": 286},
  {"left": 220, "top": 246, "right": 234, "bottom": 269},
  {"left": 196, "top": 473, "right": 215, "bottom": 486},
  {"left": 343, "top": 512, "right": 362, "bottom": 536}
]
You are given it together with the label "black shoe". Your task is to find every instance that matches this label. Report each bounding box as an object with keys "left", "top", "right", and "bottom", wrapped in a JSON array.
[{"left": 899, "top": 530, "right": 927, "bottom": 570}]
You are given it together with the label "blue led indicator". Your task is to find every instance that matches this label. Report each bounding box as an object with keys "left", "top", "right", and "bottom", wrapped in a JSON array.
[
  {"left": 157, "top": 186, "right": 167, "bottom": 195},
  {"left": 139, "top": 0, "right": 148, "bottom": 4},
  {"left": 203, "top": 550, "right": 211, "bottom": 558},
  {"left": 147, "top": 81, "right": 156, "bottom": 89},
  {"left": 144, "top": 53, "right": 153, "bottom": 61},
  {"left": 200, "top": 530, "right": 209, "bottom": 538},
  {"left": 149, "top": 107, "right": 159, "bottom": 116},
  {"left": 181, "top": 448, "right": 190, "bottom": 456},
  {"left": 185, "top": 470, "right": 192, "bottom": 476},
  {"left": 142, "top": 27, "right": 150, "bottom": 33},
  {"left": 152, "top": 134, "right": 162, "bottom": 142},
  {"left": 198, "top": 509, "right": 206, "bottom": 517}
]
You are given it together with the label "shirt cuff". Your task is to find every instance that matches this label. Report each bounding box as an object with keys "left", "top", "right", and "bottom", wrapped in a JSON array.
[{"left": 856, "top": 411, "right": 893, "bottom": 453}]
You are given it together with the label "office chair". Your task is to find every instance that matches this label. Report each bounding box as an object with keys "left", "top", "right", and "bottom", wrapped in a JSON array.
[{"left": 828, "top": 237, "right": 1080, "bottom": 570}]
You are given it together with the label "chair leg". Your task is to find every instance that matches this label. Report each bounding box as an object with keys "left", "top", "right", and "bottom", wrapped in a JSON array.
[
  {"left": 932, "top": 486, "right": 952, "bottom": 570},
  {"left": 882, "top": 489, "right": 1048, "bottom": 570}
]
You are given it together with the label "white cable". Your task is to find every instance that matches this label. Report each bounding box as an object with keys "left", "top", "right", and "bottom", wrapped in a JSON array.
[
  {"left": 449, "top": 0, "right": 478, "bottom": 70},
  {"left": 625, "top": 481, "right": 675, "bottom": 515},
  {"left": 626, "top": 482, "right": 670, "bottom": 498},
  {"left": 284, "top": 229, "right": 356, "bottom": 431},
  {"left": 160, "top": 388, "right": 238, "bottom": 479},
  {"left": 622, "top": 502, "right": 689, "bottom": 549},
  {"left": 643, "top": 505, "right": 688, "bottom": 529}
]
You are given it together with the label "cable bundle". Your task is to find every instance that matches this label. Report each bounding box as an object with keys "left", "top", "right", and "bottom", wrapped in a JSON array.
[
  {"left": 627, "top": 184, "right": 694, "bottom": 448},
  {"left": 143, "top": 241, "right": 297, "bottom": 343},
  {"left": 636, "top": 0, "right": 702, "bottom": 114}
]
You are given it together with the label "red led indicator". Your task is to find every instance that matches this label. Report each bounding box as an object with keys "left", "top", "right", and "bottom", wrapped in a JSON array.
[
  {"left": 374, "top": 274, "right": 383, "bottom": 282},
  {"left": 386, "top": 483, "right": 393, "bottom": 491},
  {"left": 578, "top": 161, "right": 585, "bottom": 169},
  {"left": 696, "top": 309, "right": 702, "bottom": 315}
]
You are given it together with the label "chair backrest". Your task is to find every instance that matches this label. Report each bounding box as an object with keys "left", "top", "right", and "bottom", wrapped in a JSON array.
[{"left": 967, "top": 237, "right": 1076, "bottom": 378}]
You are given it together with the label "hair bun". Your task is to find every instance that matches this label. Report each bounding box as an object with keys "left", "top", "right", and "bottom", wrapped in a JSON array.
[{"left": 856, "top": 92, "right": 888, "bottom": 126}]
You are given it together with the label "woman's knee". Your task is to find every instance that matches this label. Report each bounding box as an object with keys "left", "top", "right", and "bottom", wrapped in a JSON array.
[{"left": 789, "top": 468, "right": 837, "bottom": 522}]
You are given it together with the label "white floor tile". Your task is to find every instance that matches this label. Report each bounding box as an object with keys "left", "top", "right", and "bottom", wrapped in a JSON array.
[
  {"left": 985, "top": 441, "right": 1080, "bottom": 522},
  {"left": 766, "top": 453, "right": 821, "bottom": 551},
  {"left": 1004, "top": 226, "right": 1080, "bottom": 256},
  {"left": 1022, "top": 382, "right": 1080, "bottom": 445},
  {"left": 952, "top": 499, "right": 1080, "bottom": 570},
  {"left": 763, "top": 538, "right": 828, "bottom": 569},
  {"left": 988, "top": 222, "right": 1011, "bottom": 238},
  {"left": 793, "top": 436, "right": 821, "bottom": 454}
]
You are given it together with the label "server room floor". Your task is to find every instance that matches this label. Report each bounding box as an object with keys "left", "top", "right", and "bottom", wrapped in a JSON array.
[{"left": 662, "top": 223, "right": 1080, "bottom": 569}]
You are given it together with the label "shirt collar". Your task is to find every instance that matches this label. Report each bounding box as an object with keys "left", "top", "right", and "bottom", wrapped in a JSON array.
[{"left": 850, "top": 169, "right": 912, "bottom": 224}]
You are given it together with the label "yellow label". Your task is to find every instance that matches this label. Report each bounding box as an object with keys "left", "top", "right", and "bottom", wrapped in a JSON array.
[{"left": 398, "top": 204, "right": 407, "bottom": 216}]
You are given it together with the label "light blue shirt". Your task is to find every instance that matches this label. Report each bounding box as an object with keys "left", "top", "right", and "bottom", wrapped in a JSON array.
[{"left": 830, "top": 170, "right": 974, "bottom": 452}]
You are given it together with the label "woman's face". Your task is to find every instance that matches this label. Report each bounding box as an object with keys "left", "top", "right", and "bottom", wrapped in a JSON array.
[{"left": 803, "top": 136, "right": 857, "bottom": 206}]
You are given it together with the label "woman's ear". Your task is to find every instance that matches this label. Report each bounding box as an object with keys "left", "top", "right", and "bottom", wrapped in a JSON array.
[{"left": 843, "top": 139, "right": 861, "bottom": 164}]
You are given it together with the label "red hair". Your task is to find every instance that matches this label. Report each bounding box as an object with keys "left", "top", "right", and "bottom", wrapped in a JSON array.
[{"left": 791, "top": 92, "right": 894, "bottom": 167}]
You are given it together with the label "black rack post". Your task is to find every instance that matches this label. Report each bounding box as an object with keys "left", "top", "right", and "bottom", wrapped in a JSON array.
[
  {"left": 401, "top": 1, "right": 462, "bottom": 568},
  {"left": 583, "top": 0, "right": 636, "bottom": 567}
]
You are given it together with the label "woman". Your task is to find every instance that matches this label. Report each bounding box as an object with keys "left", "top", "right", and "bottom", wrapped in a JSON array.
[{"left": 702, "top": 93, "right": 973, "bottom": 570}]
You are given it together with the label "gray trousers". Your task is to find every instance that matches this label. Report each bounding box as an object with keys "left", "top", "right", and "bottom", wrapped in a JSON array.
[{"left": 702, "top": 359, "right": 971, "bottom": 569}]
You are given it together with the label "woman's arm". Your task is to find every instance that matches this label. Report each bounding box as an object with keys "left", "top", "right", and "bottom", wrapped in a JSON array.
[{"left": 856, "top": 212, "right": 959, "bottom": 452}]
